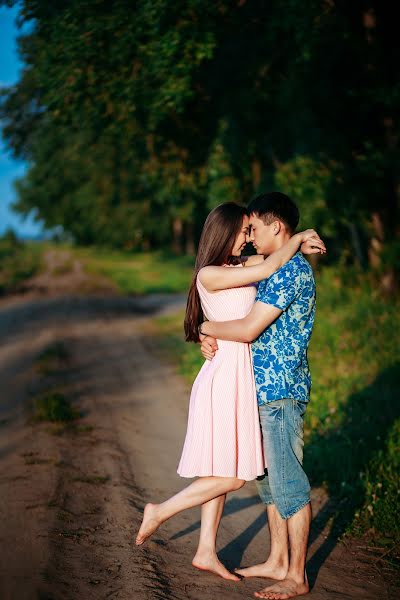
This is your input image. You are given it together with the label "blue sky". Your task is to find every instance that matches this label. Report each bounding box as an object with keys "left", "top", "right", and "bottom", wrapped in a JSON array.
[{"left": 0, "top": 4, "right": 42, "bottom": 237}]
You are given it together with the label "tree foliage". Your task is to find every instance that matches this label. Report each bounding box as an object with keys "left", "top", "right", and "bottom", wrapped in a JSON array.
[{"left": 1, "top": 0, "right": 399, "bottom": 275}]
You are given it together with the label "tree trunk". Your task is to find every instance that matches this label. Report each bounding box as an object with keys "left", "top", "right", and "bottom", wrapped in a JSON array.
[
  {"left": 172, "top": 217, "right": 183, "bottom": 254},
  {"left": 347, "top": 222, "right": 365, "bottom": 268},
  {"left": 368, "top": 210, "right": 398, "bottom": 295},
  {"left": 185, "top": 221, "right": 195, "bottom": 256}
]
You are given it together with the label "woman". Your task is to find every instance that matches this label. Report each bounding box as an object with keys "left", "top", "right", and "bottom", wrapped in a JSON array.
[{"left": 135, "top": 203, "right": 324, "bottom": 580}]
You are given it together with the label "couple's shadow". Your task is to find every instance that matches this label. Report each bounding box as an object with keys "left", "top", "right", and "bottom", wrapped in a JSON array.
[{"left": 170, "top": 364, "right": 400, "bottom": 588}]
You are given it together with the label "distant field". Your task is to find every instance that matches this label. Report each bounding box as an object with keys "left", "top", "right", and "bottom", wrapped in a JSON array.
[
  {"left": 1, "top": 239, "right": 195, "bottom": 296},
  {"left": 72, "top": 246, "right": 195, "bottom": 294},
  {"left": 153, "top": 267, "right": 400, "bottom": 557}
]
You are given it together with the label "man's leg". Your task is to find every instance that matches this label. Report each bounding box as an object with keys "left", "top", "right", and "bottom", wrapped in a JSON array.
[
  {"left": 235, "top": 503, "right": 288, "bottom": 579},
  {"left": 254, "top": 399, "right": 311, "bottom": 599},
  {"left": 192, "top": 495, "right": 241, "bottom": 580},
  {"left": 255, "top": 503, "right": 311, "bottom": 599}
]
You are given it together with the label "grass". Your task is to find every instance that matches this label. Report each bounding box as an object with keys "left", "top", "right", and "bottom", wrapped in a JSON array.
[
  {"left": 32, "top": 342, "right": 94, "bottom": 434},
  {"left": 0, "top": 238, "right": 194, "bottom": 296},
  {"left": 0, "top": 231, "right": 43, "bottom": 294},
  {"left": 151, "top": 267, "right": 400, "bottom": 555},
  {"left": 32, "top": 391, "right": 79, "bottom": 423},
  {"left": 71, "top": 246, "right": 194, "bottom": 294}
]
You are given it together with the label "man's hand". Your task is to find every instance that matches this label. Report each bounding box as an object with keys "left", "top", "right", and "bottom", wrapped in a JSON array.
[{"left": 200, "top": 333, "right": 218, "bottom": 360}]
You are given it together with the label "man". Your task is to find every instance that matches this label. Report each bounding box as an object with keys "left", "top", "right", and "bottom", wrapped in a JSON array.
[{"left": 200, "top": 192, "right": 320, "bottom": 599}]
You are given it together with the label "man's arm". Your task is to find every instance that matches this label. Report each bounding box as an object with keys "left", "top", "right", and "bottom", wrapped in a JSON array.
[{"left": 201, "top": 301, "right": 282, "bottom": 343}]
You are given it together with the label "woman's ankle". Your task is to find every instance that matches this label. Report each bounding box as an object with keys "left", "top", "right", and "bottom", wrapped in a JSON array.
[{"left": 194, "top": 545, "right": 217, "bottom": 558}]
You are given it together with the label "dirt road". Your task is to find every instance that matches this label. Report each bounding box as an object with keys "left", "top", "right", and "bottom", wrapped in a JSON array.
[{"left": 0, "top": 287, "right": 398, "bottom": 599}]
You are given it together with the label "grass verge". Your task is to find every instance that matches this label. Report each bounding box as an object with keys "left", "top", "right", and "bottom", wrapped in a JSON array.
[{"left": 0, "top": 231, "right": 43, "bottom": 294}]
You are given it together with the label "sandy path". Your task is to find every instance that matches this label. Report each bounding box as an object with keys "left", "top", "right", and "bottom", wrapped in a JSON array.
[{"left": 0, "top": 291, "right": 398, "bottom": 600}]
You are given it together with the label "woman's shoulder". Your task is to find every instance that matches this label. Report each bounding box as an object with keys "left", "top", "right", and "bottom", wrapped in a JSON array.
[
  {"left": 197, "top": 265, "right": 224, "bottom": 292},
  {"left": 197, "top": 266, "right": 219, "bottom": 291}
]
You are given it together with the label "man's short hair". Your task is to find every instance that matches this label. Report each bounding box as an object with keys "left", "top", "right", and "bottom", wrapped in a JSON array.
[{"left": 248, "top": 192, "right": 299, "bottom": 234}]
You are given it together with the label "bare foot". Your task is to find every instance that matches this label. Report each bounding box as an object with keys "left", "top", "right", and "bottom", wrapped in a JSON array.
[
  {"left": 135, "top": 503, "right": 162, "bottom": 545},
  {"left": 254, "top": 575, "right": 309, "bottom": 599},
  {"left": 235, "top": 559, "right": 288, "bottom": 580},
  {"left": 192, "top": 551, "right": 241, "bottom": 581}
]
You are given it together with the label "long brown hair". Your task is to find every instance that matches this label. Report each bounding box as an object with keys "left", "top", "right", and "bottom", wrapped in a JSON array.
[{"left": 184, "top": 202, "right": 248, "bottom": 342}]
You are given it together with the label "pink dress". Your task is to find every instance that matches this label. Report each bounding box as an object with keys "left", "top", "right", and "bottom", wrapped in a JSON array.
[{"left": 177, "top": 268, "right": 266, "bottom": 481}]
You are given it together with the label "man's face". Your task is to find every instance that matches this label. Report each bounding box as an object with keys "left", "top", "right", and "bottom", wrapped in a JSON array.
[{"left": 248, "top": 214, "right": 276, "bottom": 255}]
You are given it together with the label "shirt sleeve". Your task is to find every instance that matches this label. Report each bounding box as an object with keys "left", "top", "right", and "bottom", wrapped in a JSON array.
[{"left": 256, "top": 263, "right": 299, "bottom": 310}]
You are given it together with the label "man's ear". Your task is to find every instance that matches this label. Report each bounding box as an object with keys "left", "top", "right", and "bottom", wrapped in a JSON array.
[{"left": 273, "top": 220, "right": 282, "bottom": 236}]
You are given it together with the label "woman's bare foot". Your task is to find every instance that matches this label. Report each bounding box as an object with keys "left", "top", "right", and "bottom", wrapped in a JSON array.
[
  {"left": 254, "top": 575, "right": 309, "bottom": 599},
  {"left": 235, "top": 559, "right": 288, "bottom": 580},
  {"left": 135, "top": 503, "right": 162, "bottom": 545},
  {"left": 192, "top": 551, "right": 241, "bottom": 581}
]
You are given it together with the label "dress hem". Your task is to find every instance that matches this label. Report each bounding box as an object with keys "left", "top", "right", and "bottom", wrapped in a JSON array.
[{"left": 177, "top": 470, "right": 264, "bottom": 482}]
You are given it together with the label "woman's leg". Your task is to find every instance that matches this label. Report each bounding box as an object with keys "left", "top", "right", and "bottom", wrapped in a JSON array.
[
  {"left": 192, "top": 495, "right": 241, "bottom": 581},
  {"left": 136, "top": 476, "right": 245, "bottom": 545}
]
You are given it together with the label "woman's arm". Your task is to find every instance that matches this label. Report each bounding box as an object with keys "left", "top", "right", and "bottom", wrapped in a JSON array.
[
  {"left": 199, "top": 229, "right": 325, "bottom": 292},
  {"left": 242, "top": 255, "right": 264, "bottom": 266}
]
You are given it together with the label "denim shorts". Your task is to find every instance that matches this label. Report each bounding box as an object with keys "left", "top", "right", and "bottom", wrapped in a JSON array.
[{"left": 256, "top": 398, "right": 311, "bottom": 519}]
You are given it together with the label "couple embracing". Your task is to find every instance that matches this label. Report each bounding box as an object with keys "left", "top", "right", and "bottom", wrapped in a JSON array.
[{"left": 136, "top": 192, "right": 326, "bottom": 599}]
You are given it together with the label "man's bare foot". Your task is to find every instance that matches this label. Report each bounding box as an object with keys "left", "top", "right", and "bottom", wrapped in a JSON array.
[
  {"left": 192, "top": 551, "right": 241, "bottom": 581},
  {"left": 254, "top": 576, "right": 309, "bottom": 599},
  {"left": 135, "top": 503, "right": 162, "bottom": 545},
  {"left": 235, "top": 559, "right": 288, "bottom": 580}
]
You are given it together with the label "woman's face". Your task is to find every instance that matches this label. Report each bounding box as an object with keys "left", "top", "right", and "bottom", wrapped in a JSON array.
[{"left": 231, "top": 215, "right": 250, "bottom": 256}]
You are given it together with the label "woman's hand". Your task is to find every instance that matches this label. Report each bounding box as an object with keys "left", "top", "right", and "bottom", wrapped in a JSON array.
[
  {"left": 297, "top": 229, "right": 327, "bottom": 255},
  {"left": 200, "top": 333, "right": 218, "bottom": 360}
]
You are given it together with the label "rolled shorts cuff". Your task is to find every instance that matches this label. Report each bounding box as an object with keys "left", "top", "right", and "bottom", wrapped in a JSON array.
[
  {"left": 260, "top": 498, "right": 275, "bottom": 506},
  {"left": 277, "top": 496, "right": 311, "bottom": 520}
]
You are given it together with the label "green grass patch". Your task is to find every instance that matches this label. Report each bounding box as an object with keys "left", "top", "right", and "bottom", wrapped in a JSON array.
[
  {"left": 0, "top": 231, "right": 43, "bottom": 293},
  {"left": 70, "top": 245, "right": 194, "bottom": 294},
  {"left": 32, "top": 391, "right": 79, "bottom": 423},
  {"left": 152, "top": 267, "right": 400, "bottom": 553}
]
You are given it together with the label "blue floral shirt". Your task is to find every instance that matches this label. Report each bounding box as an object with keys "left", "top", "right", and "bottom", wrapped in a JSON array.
[{"left": 251, "top": 252, "right": 316, "bottom": 404}]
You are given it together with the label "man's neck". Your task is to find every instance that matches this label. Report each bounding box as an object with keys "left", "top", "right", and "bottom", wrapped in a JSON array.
[{"left": 271, "top": 232, "right": 292, "bottom": 253}]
